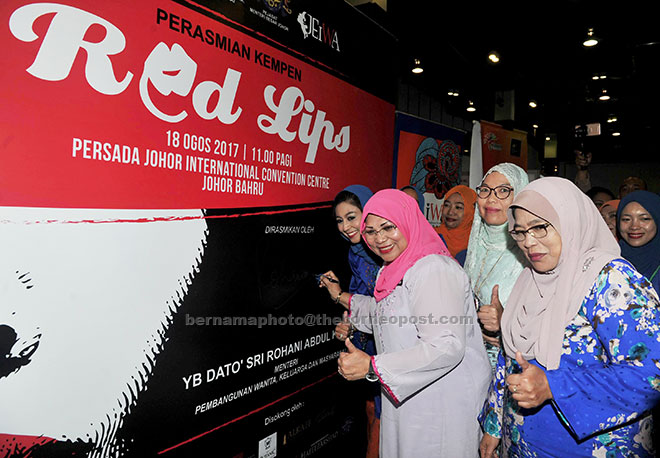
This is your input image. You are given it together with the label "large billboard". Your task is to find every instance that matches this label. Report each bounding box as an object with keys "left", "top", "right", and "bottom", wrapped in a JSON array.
[{"left": 0, "top": 1, "right": 395, "bottom": 457}]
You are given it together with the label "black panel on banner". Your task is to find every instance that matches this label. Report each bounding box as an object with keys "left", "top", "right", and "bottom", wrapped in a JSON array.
[
  {"left": 176, "top": 0, "right": 398, "bottom": 104},
  {"left": 112, "top": 206, "right": 370, "bottom": 457}
]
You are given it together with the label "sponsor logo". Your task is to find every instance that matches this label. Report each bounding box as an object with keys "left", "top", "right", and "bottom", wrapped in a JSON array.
[
  {"left": 314, "top": 405, "right": 335, "bottom": 423},
  {"left": 300, "top": 431, "right": 339, "bottom": 457},
  {"left": 284, "top": 418, "right": 312, "bottom": 444},
  {"left": 263, "top": 0, "right": 292, "bottom": 16},
  {"left": 258, "top": 432, "right": 277, "bottom": 458},
  {"left": 341, "top": 416, "right": 354, "bottom": 434},
  {"left": 297, "top": 12, "right": 340, "bottom": 52}
]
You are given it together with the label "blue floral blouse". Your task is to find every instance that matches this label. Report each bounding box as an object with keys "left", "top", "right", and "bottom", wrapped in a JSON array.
[{"left": 479, "top": 259, "right": 660, "bottom": 457}]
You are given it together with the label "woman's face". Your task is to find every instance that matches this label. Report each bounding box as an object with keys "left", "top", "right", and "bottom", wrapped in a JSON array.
[
  {"left": 441, "top": 192, "right": 465, "bottom": 229},
  {"left": 619, "top": 177, "right": 646, "bottom": 198},
  {"left": 335, "top": 201, "right": 363, "bottom": 244},
  {"left": 0, "top": 208, "right": 207, "bottom": 454},
  {"left": 512, "top": 208, "right": 562, "bottom": 273},
  {"left": 362, "top": 214, "right": 408, "bottom": 263},
  {"left": 599, "top": 203, "right": 618, "bottom": 238},
  {"left": 619, "top": 201, "right": 657, "bottom": 247},
  {"left": 591, "top": 192, "right": 612, "bottom": 209},
  {"left": 477, "top": 172, "right": 514, "bottom": 226}
]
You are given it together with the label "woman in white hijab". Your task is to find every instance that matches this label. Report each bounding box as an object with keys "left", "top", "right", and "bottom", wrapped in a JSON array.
[
  {"left": 479, "top": 177, "right": 660, "bottom": 457},
  {"left": 464, "top": 163, "right": 528, "bottom": 369}
]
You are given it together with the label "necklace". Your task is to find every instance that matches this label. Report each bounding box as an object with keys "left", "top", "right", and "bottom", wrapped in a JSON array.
[{"left": 473, "top": 249, "right": 505, "bottom": 299}]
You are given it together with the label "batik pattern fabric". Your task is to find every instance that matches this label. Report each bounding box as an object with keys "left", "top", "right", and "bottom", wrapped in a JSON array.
[
  {"left": 347, "top": 247, "right": 382, "bottom": 417},
  {"left": 348, "top": 247, "right": 380, "bottom": 354},
  {"left": 480, "top": 259, "right": 660, "bottom": 457}
]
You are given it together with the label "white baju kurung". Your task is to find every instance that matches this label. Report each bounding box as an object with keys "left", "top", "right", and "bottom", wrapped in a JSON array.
[{"left": 350, "top": 254, "right": 490, "bottom": 458}]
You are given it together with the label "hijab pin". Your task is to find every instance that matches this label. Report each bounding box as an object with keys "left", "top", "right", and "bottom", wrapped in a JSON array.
[{"left": 582, "top": 257, "right": 594, "bottom": 272}]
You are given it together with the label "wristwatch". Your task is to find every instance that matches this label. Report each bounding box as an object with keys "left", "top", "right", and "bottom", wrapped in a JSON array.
[{"left": 365, "top": 359, "right": 378, "bottom": 382}]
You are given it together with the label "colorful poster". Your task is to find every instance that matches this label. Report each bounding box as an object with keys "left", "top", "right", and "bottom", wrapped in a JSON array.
[
  {"left": 479, "top": 120, "right": 528, "bottom": 175},
  {"left": 0, "top": 1, "right": 395, "bottom": 457},
  {"left": 393, "top": 112, "right": 466, "bottom": 228}
]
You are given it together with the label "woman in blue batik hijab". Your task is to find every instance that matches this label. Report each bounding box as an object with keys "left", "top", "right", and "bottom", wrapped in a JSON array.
[
  {"left": 480, "top": 177, "right": 660, "bottom": 457},
  {"left": 330, "top": 184, "right": 381, "bottom": 458}
]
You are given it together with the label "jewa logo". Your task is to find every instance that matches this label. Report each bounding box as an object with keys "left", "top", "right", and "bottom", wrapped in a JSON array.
[{"left": 297, "top": 11, "right": 340, "bottom": 52}]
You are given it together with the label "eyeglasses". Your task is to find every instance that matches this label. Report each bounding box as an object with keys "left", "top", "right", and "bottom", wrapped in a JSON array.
[
  {"left": 362, "top": 224, "right": 398, "bottom": 239},
  {"left": 509, "top": 223, "right": 552, "bottom": 241},
  {"left": 476, "top": 185, "right": 514, "bottom": 200}
]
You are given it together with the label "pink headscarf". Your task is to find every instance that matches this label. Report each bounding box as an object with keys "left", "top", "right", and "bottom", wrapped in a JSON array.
[
  {"left": 360, "top": 189, "right": 451, "bottom": 301},
  {"left": 501, "top": 177, "right": 620, "bottom": 370}
]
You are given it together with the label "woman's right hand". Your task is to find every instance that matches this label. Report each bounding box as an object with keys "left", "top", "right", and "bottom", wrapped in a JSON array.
[
  {"left": 318, "top": 270, "right": 342, "bottom": 298},
  {"left": 479, "top": 433, "right": 500, "bottom": 458},
  {"left": 477, "top": 285, "right": 503, "bottom": 333}
]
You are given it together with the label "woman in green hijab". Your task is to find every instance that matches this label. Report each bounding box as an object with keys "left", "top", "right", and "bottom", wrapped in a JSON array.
[{"left": 464, "top": 163, "right": 529, "bottom": 370}]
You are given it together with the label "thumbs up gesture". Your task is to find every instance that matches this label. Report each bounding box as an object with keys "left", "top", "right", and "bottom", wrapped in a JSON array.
[
  {"left": 337, "top": 338, "right": 370, "bottom": 381},
  {"left": 334, "top": 311, "right": 351, "bottom": 342},
  {"left": 505, "top": 352, "right": 553, "bottom": 409},
  {"left": 477, "top": 285, "right": 504, "bottom": 333}
]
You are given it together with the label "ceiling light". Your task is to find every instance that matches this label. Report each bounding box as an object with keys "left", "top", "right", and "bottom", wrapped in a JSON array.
[
  {"left": 532, "top": 124, "right": 539, "bottom": 129},
  {"left": 583, "top": 28, "right": 598, "bottom": 47},
  {"left": 412, "top": 59, "right": 423, "bottom": 74},
  {"left": 607, "top": 116, "right": 618, "bottom": 123},
  {"left": 598, "top": 90, "right": 610, "bottom": 101},
  {"left": 466, "top": 101, "right": 476, "bottom": 112},
  {"left": 592, "top": 75, "right": 600, "bottom": 80},
  {"left": 599, "top": 75, "right": 607, "bottom": 79},
  {"left": 545, "top": 136, "right": 551, "bottom": 141},
  {"left": 488, "top": 52, "right": 500, "bottom": 63},
  {"left": 448, "top": 91, "right": 454, "bottom": 96},
  {"left": 612, "top": 132, "right": 621, "bottom": 136},
  {"left": 529, "top": 100, "right": 538, "bottom": 108}
]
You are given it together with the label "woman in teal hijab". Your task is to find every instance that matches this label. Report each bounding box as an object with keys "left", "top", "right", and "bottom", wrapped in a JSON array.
[{"left": 464, "top": 163, "right": 529, "bottom": 370}]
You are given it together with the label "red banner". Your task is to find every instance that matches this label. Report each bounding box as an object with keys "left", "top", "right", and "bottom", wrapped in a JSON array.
[{"left": 0, "top": 0, "right": 394, "bottom": 209}]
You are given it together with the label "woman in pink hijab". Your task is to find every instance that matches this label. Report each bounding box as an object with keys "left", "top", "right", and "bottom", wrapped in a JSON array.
[
  {"left": 320, "top": 189, "right": 490, "bottom": 458},
  {"left": 479, "top": 177, "right": 660, "bottom": 457}
]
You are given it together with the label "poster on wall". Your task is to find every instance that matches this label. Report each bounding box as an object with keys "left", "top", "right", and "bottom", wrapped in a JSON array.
[
  {"left": 479, "top": 120, "right": 528, "bottom": 175},
  {"left": 392, "top": 112, "right": 466, "bottom": 229},
  {"left": 0, "top": 1, "right": 395, "bottom": 457}
]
